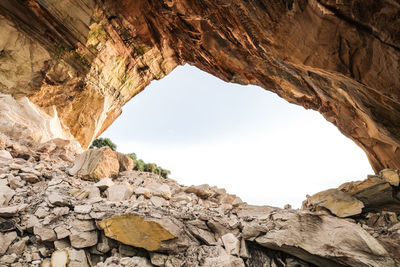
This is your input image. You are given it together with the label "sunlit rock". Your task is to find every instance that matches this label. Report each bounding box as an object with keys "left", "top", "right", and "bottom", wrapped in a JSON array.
[{"left": 97, "top": 214, "right": 175, "bottom": 251}]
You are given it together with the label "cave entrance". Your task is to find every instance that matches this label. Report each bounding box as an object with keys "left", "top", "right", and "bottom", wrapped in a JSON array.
[{"left": 102, "top": 65, "right": 373, "bottom": 208}]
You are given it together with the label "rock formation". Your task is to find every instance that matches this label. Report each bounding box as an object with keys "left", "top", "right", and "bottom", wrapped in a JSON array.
[
  {"left": 1, "top": 1, "right": 400, "bottom": 266},
  {"left": 0, "top": 0, "right": 399, "bottom": 172},
  {"left": 0, "top": 135, "right": 399, "bottom": 266}
]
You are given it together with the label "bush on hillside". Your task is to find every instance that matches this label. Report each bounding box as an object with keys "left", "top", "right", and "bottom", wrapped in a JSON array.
[{"left": 90, "top": 137, "right": 117, "bottom": 151}]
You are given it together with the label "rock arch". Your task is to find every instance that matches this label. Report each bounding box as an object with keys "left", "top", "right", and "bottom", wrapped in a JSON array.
[{"left": 0, "top": 0, "right": 399, "bottom": 172}]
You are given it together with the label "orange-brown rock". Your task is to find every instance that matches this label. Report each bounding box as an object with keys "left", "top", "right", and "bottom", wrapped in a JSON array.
[
  {"left": 0, "top": 1, "right": 399, "bottom": 172},
  {"left": 97, "top": 214, "right": 175, "bottom": 251},
  {"left": 69, "top": 146, "right": 119, "bottom": 181}
]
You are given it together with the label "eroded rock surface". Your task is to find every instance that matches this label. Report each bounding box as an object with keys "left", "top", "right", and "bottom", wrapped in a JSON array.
[
  {"left": 0, "top": 136, "right": 398, "bottom": 266},
  {"left": 0, "top": 1, "right": 399, "bottom": 171}
]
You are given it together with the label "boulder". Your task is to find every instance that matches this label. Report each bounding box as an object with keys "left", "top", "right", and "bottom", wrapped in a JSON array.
[
  {"left": 54, "top": 226, "right": 71, "bottom": 240},
  {"left": 380, "top": 169, "right": 400, "bottom": 186},
  {"left": 150, "top": 253, "right": 168, "bottom": 266},
  {"left": 134, "top": 187, "right": 152, "bottom": 198},
  {"left": 97, "top": 214, "right": 175, "bottom": 251},
  {"left": 66, "top": 248, "right": 90, "bottom": 267},
  {"left": 0, "top": 185, "right": 15, "bottom": 207},
  {"left": 254, "top": 210, "right": 396, "bottom": 267},
  {"left": 70, "top": 231, "right": 98, "bottom": 249},
  {"left": 0, "top": 204, "right": 27, "bottom": 217},
  {"left": 19, "top": 172, "right": 40, "bottom": 183},
  {"left": 94, "top": 178, "right": 114, "bottom": 191},
  {"left": 203, "top": 246, "right": 245, "bottom": 267},
  {"left": 147, "top": 183, "right": 172, "bottom": 200},
  {"left": 339, "top": 176, "right": 400, "bottom": 212},
  {"left": 221, "top": 233, "right": 240, "bottom": 256},
  {"left": 34, "top": 226, "right": 57, "bottom": 242},
  {"left": 105, "top": 183, "right": 133, "bottom": 202},
  {"left": 185, "top": 184, "right": 213, "bottom": 199},
  {"left": 51, "top": 249, "right": 69, "bottom": 267},
  {"left": 0, "top": 231, "right": 17, "bottom": 255},
  {"left": 116, "top": 152, "right": 134, "bottom": 172},
  {"left": 74, "top": 205, "right": 92, "bottom": 214},
  {"left": 187, "top": 225, "right": 216, "bottom": 245},
  {"left": 302, "top": 189, "right": 364, "bottom": 217},
  {"left": 69, "top": 220, "right": 98, "bottom": 248},
  {"left": 69, "top": 147, "right": 119, "bottom": 181}
]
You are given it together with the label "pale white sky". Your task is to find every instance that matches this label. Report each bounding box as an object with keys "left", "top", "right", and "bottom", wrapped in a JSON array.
[{"left": 102, "top": 65, "right": 373, "bottom": 208}]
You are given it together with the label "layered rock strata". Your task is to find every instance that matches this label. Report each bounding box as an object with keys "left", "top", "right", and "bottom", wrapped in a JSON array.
[
  {"left": 0, "top": 1, "right": 399, "bottom": 171},
  {"left": 0, "top": 136, "right": 399, "bottom": 266}
]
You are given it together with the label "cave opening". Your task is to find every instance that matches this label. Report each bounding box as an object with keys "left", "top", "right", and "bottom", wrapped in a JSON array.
[{"left": 101, "top": 65, "right": 373, "bottom": 208}]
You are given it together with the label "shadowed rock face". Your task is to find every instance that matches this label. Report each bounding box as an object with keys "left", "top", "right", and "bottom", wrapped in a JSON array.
[{"left": 0, "top": 0, "right": 399, "bottom": 172}]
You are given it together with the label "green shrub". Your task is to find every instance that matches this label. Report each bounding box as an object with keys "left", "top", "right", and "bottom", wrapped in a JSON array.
[
  {"left": 90, "top": 137, "right": 117, "bottom": 151},
  {"left": 160, "top": 169, "right": 171, "bottom": 179},
  {"left": 135, "top": 159, "right": 145, "bottom": 172},
  {"left": 126, "top": 153, "right": 137, "bottom": 161},
  {"left": 125, "top": 152, "right": 171, "bottom": 179}
]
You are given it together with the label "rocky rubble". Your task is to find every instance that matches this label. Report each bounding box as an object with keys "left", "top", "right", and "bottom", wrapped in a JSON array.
[{"left": 0, "top": 137, "right": 399, "bottom": 266}]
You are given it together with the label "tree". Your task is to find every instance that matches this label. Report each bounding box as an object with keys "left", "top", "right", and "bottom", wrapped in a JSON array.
[{"left": 90, "top": 137, "right": 117, "bottom": 151}]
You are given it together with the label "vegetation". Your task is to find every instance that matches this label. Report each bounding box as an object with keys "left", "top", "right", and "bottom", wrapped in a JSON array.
[
  {"left": 127, "top": 153, "right": 170, "bottom": 179},
  {"left": 90, "top": 137, "right": 117, "bottom": 151},
  {"left": 92, "top": 141, "right": 171, "bottom": 179}
]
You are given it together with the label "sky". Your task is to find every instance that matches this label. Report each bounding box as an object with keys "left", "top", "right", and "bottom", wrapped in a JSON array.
[{"left": 102, "top": 65, "right": 373, "bottom": 208}]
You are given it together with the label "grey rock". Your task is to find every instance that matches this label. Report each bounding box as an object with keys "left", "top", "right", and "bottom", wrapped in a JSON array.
[
  {"left": 221, "top": 233, "right": 240, "bottom": 256},
  {"left": 0, "top": 231, "right": 17, "bottom": 255},
  {"left": 105, "top": 183, "right": 133, "bottom": 202},
  {"left": 0, "top": 185, "right": 15, "bottom": 207},
  {"left": 34, "top": 226, "right": 57, "bottom": 241},
  {"left": 70, "top": 231, "right": 98, "bottom": 248}
]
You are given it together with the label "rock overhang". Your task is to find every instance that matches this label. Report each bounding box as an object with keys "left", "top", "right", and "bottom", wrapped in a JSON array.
[{"left": 0, "top": 0, "right": 399, "bottom": 172}]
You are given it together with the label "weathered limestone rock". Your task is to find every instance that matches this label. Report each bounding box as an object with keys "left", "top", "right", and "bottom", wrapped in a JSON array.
[
  {"left": 0, "top": 150, "right": 12, "bottom": 160},
  {"left": 7, "top": 236, "right": 28, "bottom": 256},
  {"left": 0, "top": 204, "right": 27, "bottom": 217},
  {"left": 54, "top": 225, "right": 71, "bottom": 239},
  {"left": 203, "top": 246, "right": 245, "bottom": 267},
  {"left": 339, "top": 176, "right": 400, "bottom": 212},
  {"left": 51, "top": 249, "right": 69, "bottom": 267},
  {"left": 302, "top": 189, "right": 364, "bottom": 217},
  {"left": 70, "top": 231, "right": 98, "bottom": 249},
  {"left": 105, "top": 183, "right": 133, "bottom": 202},
  {"left": 185, "top": 184, "right": 213, "bottom": 199},
  {"left": 97, "top": 214, "right": 175, "bottom": 251},
  {"left": 150, "top": 253, "right": 168, "bottom": 266},
  {"left": 69, "top": 220, "right": 98, "bottom": 248},
  {"left": 380, "top": 169, "right": 400, "bottom": 186},
  {"left": 146, "top": 183, "right": 172, "bottom": 200},
  {"left": 69, "top": 147, "right": 119, "bottom": 181},
  {"left": 187, "top": 225, "right": 216, "bottom": 246},
  {"left": 19, "top": 172, "right": 40, "bottom": 183},
  {"left": 135, "top": 187, "right": 152, "bottom": 198},
  {"left": 221, "top": 233, "right": 240, "bottom": 256},
  {"left": 66, "top": 248, "right": 89, "bottom": 267},
  {"left": 34, "top": 226, "right": 57, "bottom": 242},
  {"left": 47, "top": 192, "right": 70, "bottom": 207},
  {"left": 116, "top": 152, "right": 134, "bottom": 172},
  {"left": 254, "top": 210, "right": 396, "bottom": 267},
  {"left": 74, "top": 205, "right": 92, "bottom": 214},
  {"left": 94, "top": 178, "right": 114, "bottom": 191},
  {"left": 0, "top": 185, "right": 15, "bottom": 206},
  {"left": 0, "top": 231, "right": 17, "bottom": 255}
]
